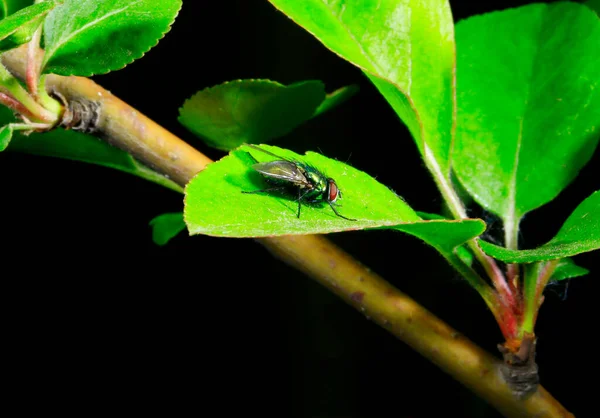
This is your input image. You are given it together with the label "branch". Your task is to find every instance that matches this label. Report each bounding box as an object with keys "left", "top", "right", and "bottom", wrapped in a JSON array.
[{"left": 1, "top": 47, "right": 573, "bottom": 418}]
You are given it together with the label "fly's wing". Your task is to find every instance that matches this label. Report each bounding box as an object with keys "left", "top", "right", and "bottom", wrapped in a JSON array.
[
  {"left": 252, "top": 161, "right": 308, "bottom": 186},
  {"left": 246, "top": 144, "right": 290, "bottom": 161}
]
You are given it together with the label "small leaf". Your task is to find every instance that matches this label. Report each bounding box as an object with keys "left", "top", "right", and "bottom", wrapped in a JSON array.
[
  {"left": 395, "top": 219, "right": 484, "bottom": 257},
  {"left": 313, "top": 84, "right": 359, "bottom": 117},
  {"left": 0, "top": 123, "right": 13, "bottom": 150},
  {"left": 179, "top": 80, "right": 326, "bottom": 151},
  {"left": 42, "top": 0, "right": 182, "bottom": 76},
  {"left": 267, "top": 0, "right": 456, "bottom": 175},
  {"left": 550, "top": 258, "right": 589, "bottom": 282},
  {"left": 416, "top": 211, "right": 475, "bottom": 265},
  {"left": 149, "top": 212, "right": 186, "bottom": 246},
  {"left": 0, "top": 1, "right": 56, "bottom": 50},
  {"left": 453, "top": 3, "right": 600, "bottom": 222},
  {"left": 398, "top": 217, "right": 487, "bottom": 295},
  {"left": 8, "top": 128, "right": 182, "bottom": 192},
  {"left": 480, "top": 191, "right": 600, "bottom": 262}
]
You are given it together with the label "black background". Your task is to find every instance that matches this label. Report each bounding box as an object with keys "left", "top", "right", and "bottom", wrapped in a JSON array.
[{"left": 1, "top": 0, "right": 598, "bottom": 416}]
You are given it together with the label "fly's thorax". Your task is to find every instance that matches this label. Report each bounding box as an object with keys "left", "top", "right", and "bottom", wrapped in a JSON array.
[
  {"left": 303, "top": 166, "right": 327, "bottom": 189},
  {"left": 294, "top": 165, "right": 324, "bottom": 202}
]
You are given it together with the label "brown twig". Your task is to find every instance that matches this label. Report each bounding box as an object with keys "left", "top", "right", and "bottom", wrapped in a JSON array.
[{"left": 1, "top": 46, "right": 573, "bottom": 418}]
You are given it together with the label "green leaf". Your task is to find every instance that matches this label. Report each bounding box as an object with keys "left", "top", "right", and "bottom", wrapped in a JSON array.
[
  {"left": 480, "top": 191, "right": 600, "bottom": 262},
  {"left": 416, "top": 211, "right": 475, "bottom": 265},
  {"left": 179, "top": 80, "right": 326, "bottom": 151},
  {"left": 313, "top": 84, "right": 359, "bottom": 117},
  {"left": 0, "top": 123, "right": 13, "bottom": 150},
  {"left": 7, "top": 128, "right": 182, "bottom": 192},
  {"left": 396, "top": 219, "right": 484, "bottom": 257},
  {"left": 0, "top": 1, "right": 57, "bottom": 50},
  {"left": 184, "top": 144, "right": 485, "bottom": 249},
  {"left": 41, "top": 0, "right": 182, "bottom": 76},
  {"left": 550, "top": 258, "right": 589, "bottom": 282},
  {"left": 453, "top": 3, "right": 600, "bottom": 223},
  {"left": 398, "top": 216, "right": 488, "bottom": 300},
  {"left": 267, "top": 0, "right": 455, "bottom": 174},
  {"left": 149, "top": 212, "right": 186, "bottom": 246},
  {"left": 184, "top": 144, "right": 421, "bottom": 236}
]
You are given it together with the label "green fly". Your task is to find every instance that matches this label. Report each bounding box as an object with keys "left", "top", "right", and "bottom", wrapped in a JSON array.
[{"left": 241, "top": 144, "right": 356, "bottom": 221}]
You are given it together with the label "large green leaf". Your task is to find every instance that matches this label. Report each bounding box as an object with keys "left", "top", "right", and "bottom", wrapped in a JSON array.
[
  {"left": 480, "top": 191, "right": 600, "bottom": 262},
  {"left": 267, "top": 0, "right": 455, "bottom": 175},
  {"left": 41, "top": 0, "right": 182, "bottom": 76},
  {"left": 7, "top": 128, "right": 182, "bottom": 192},
  {"left": 185, "top": 144, "right": 420, "bottom": 236},
  {"left": 453, "top": 3, "right": 600, "bottom": 223},
  {"left": 0, "top": 1, "right": 56, "bottom": 50},
  {"left": 184, "top": 144, "right": 485, "bottom": 249}
]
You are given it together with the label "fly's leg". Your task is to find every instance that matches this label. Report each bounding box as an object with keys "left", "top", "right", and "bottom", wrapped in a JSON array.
[
  {"left": 242, "top": 187, "right": 285, "bottom": 195},
  {"left": 328, "top": 201, "right": 356, "bottom": 221},
  {"left": 296, "top": 188, "right": 302, "bottom": 218},
  {"left": 295, "top": 188, "right": 314, "bottom": 218}
]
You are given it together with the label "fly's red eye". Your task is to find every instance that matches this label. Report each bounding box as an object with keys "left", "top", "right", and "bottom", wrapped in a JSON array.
[{"left": 328, "top": 179, "right": 339, "bottom": 202}]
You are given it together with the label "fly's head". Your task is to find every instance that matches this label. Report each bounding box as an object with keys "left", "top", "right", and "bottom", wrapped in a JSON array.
[{"left": 326, "top": 178, "right": 341, "bottom": 203}]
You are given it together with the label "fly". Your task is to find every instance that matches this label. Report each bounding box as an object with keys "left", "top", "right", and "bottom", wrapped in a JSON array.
[{"left": 241, "top": 144, "right": 356, "bottom": 221}]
